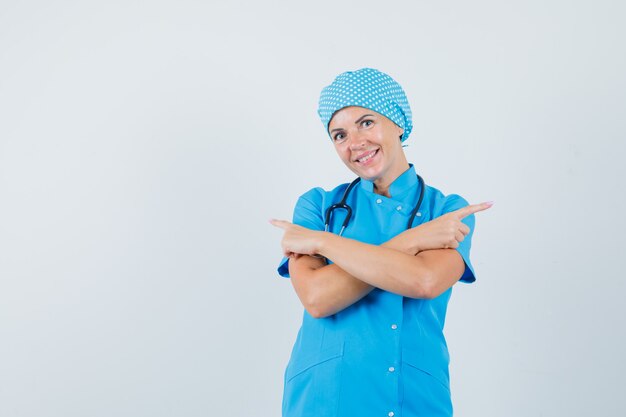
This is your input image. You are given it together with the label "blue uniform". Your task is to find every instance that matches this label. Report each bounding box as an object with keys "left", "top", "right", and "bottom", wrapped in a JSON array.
[{"left": 277, "top": 164, "right": 476, "bottom": 417}]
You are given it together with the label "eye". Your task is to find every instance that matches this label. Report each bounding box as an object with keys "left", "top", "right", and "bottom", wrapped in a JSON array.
[
  {"left": 361, "top": 119, "right": 373, "bottom": 127},
  {"left": 333, "top": 132, "right": 346, "bottom": 141}
]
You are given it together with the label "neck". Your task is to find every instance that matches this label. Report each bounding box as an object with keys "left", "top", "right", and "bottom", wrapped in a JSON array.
[
  {"left": 373, "top": 183, "right": 392, "bottom": 197},
  {"left": 373, "top": 160, "right": 410, "bottom": 197}
]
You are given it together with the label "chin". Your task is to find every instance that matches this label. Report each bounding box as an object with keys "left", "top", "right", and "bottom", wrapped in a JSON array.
[{"left": 354, "top": 165, "right": 383, "bottom": 181}]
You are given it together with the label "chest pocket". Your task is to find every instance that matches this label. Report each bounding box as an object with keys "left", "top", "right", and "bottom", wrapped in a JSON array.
[{"left": 283, "top": 342, "right": 344, "bottom": 417}]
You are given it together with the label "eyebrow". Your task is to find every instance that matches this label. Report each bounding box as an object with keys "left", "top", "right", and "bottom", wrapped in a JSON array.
[{"left": 329, "top": 114, "right": 375, "bottom": 134}]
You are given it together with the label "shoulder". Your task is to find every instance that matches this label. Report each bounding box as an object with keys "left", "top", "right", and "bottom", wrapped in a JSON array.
[
  {"left": 296, "top": 181, "right": 352, "bottom": 207},
  {"left": 442, "top": 193, "right": 470, "bottom": 212},
  {"left": 423, "top": 183, "right": 470, "bottom": 217},
  {"left": 297, "top": 186, "right": 326, "bottom": 205},
  {"left": 291, "top": 181, "right": 353, "bottom": 223}
]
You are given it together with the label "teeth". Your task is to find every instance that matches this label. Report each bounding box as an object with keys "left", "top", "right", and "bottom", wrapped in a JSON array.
[{"left": 358, "top": 150, "right": 376, "bottom": 163}]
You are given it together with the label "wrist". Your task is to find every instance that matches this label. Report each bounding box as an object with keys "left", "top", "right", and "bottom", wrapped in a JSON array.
[
  {"left": 315, "top": 231, "right": 333, "bottom": 256},
  {"left": 406, "top": 238, "right": 421, "bottom": 255},
  {"left": 407, "top": 227, "right": 424, "bottom": 255},
  {"left": 401, "top": 228, "right": 422, "bottom": 255},
  {"left": 412, "top": 242, "right": 422, "bottom": 255},
  {"left": 383, "top": 231, "right": 419, "bottom": 255}
]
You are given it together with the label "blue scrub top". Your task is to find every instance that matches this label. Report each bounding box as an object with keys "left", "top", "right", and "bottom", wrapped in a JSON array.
[{"left": 277, "top": 164, "right": 476, "bottom": 417}]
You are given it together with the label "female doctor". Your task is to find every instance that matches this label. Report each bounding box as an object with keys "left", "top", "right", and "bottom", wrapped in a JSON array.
[{"left": 270, "top": 68, "right": 491, "bottom": 417}]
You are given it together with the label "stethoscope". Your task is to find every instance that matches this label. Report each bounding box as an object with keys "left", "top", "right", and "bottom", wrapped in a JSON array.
[{"left": 324, "top": 174, "right": 426, "bottom": 235}]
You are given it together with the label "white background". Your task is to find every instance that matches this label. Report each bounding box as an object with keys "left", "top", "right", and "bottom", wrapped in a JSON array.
[{"left": 1, "top": 1, "right": 624, "bottom": 416}]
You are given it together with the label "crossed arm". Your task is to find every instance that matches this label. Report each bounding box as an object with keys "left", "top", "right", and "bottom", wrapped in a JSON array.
[
  {"left": 271, "top": 202, "right": 491, "bottom": 318},
  {"left": 288, "top": 233, "right": 464, "bottom": 318}
]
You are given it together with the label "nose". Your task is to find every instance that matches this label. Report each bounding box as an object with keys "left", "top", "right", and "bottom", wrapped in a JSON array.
[{"left": 348, "top": 131, "right": 367, "bottom": 150}]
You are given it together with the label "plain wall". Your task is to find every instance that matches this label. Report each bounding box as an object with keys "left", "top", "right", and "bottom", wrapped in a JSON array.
[{"left": 1, "top": 1, "right": 624, "bottom": 416}]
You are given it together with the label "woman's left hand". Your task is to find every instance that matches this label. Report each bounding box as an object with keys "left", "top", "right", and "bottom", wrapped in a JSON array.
[
  {"left": 405, "top": 201, "right": 493, "bottom": 253},
  {"left": 269, "top": 219, "right": 325, "bottom": 258}
]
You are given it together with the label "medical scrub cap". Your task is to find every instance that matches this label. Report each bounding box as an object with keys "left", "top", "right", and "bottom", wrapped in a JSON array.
[{"left": 317, "top": 67, "right": 413, "bottom": 142}]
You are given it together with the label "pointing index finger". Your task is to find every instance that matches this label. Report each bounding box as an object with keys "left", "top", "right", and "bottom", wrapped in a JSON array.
[
  {"left": 268, "top": 219, "right": 292, "bottom": 229},
  {"left": 452, "top": 201, "right": 494, "bottom": 219}
]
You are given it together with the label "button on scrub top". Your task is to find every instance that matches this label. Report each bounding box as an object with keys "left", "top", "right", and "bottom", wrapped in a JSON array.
[{"left": 277, "top": 164, "right": 476, "bottom": 417}]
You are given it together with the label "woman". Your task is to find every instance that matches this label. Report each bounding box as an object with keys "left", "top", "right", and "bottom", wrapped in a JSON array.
[{"left": 270, "top": 68, "right": 491, "bottom": 417}]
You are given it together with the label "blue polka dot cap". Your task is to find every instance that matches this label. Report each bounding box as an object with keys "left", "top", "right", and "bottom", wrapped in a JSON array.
[{"left": 318, "top": 67, "right": 413, "bottom": 142}]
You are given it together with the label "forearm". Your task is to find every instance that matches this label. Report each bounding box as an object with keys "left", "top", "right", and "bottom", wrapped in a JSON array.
[
  {"left": 277, "top": 201, "right": 484, "bottom": 316},
  {"left": 316, "top": 233, "right": 433, "bottom": 299},
  {"left": 303, "top": 263, "right": 373, "bottom": 318},
  {"left": 304, "top": 233, "right": 417, "bottom": 318}
]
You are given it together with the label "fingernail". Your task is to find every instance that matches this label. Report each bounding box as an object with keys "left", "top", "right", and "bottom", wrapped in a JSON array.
[{"left": 485, "top": 201, "right": 494, "bottom": 206}]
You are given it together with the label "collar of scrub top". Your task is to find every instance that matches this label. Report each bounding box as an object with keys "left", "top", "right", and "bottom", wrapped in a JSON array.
[
  {"left": 315, "top": 163, "right": 424, "bottom": 261},
  {"left": 359, "top": 163, "right": 420, "bottom": 201}
]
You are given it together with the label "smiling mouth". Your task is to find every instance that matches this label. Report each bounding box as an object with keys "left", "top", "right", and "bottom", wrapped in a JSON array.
[{"left": 355, "top": 149, "right": 379, "bottom": 164}]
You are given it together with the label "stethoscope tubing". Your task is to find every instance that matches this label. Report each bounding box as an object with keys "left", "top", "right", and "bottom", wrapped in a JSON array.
[{"left": 324, "top": 174, "right": 425, "bottom": 236}]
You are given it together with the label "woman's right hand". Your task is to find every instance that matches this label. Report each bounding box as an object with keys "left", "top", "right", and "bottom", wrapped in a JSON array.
[{"left": 406, "top": 202, "right": 493, "bottom": 253}]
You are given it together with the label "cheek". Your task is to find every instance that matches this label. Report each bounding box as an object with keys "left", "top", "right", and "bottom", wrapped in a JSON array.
[
  {"left": 339, "top": 151, "right": 351, "bottom": 164},
  {"left": 333, "top": 144, "right": 349, "bottom": 159},
  {"left": 371, "top": 129, "right": 388, "bottom": 143}
]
